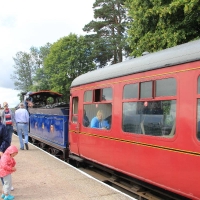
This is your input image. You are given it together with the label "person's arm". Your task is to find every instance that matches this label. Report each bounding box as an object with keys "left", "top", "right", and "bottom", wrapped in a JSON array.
[
  {"left": 25, "top": 110, "right": 30, "bottom": 123},
  {"left": 1, "top": 110, "right": 5, "bottom": 125},
  {"left": 10, "top": 109, "right": 15, "bottom": 125},
  {"left": 90, "top": 117, "right": 98, "bottom": 128},
  {"left": 0, "top": 156, "right": 14, "bottom": 172},
  {"left": 102, "top": 120, "right": 110, "bottom": 129},
  {"left": 14, "top": 110, "right": 18, "bottom": 123}
]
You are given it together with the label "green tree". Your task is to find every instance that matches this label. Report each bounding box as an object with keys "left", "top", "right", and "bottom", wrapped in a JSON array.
[
  {"left": 11, "top": 43, "right": 52, "bottom": 92},
  {"left": 125, "top": 0, "right": 200, "bottom": 57},
  {"left": 11, "top": 51, "right": 35, "bottom": 92},
  {"left": 31, "top": 43, "right": 52, "bottom": 91},
  {"left": 83, "top": 0, "right": 130, "bottom": 67},
  {"left": 44, "top": 34, "right": 95, "bottom": 101},
  {"left": 31, "top": 67, "right": 50, "bottom": 91}
]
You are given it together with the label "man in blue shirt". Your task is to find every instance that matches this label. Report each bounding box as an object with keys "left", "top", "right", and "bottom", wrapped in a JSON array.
[
  {"left": 90, "top": 110, "right": 110, "bottom": 129},
  {"left": 15, "top": 103, "right": 29, "bottom": 150}
]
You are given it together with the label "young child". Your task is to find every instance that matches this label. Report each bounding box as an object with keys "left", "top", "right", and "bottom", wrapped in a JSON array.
[{"left": 0, "top": 145, "right": 18, "bottom": 200}]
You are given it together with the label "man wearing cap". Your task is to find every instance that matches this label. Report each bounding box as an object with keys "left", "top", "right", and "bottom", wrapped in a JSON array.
[
  {"left": 15, "top": 103, "right": 29, "bottom": 150},
  {"left": 1, "top": 102, "right": 15, "bottom": 145}
]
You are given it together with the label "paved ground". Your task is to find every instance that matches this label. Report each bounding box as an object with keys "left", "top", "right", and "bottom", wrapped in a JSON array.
[{"left": 9, "top": 135, "right": 135, "bottom": 200}]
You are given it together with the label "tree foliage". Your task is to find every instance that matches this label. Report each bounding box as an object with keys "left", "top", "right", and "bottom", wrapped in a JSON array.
[
  {"left": 83, "top": 0, "right": 131, "bottom": 67},
  {"left": 31, "top": 43, "right": 52, "bottom": 91},
  {"left": 11, "top": 43, "right": 52, "bottom": 92},
  {"left": 11, "top": 51, "right": 35, "bottom": 92},
  {"left": 44, "top": 34, "right": 95, "bottom": 101},
  {"left": 125, "top": 0, "right": 200, "bottom": 56}
]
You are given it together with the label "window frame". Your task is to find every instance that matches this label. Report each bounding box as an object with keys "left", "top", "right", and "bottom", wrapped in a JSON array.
[{"left": 122, "top": 77, "right": 177, "bottom": 138}]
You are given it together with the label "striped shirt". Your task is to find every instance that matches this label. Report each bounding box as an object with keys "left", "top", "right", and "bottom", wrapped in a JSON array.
[{"left": 3, "top": 109, "right": 12, "bottom": 125}]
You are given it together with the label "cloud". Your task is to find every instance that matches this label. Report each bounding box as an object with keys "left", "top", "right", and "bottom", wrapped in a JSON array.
[
  {"left": 0, "top": 88, "right": 20, "bottom": 108},
  {"left": 0, "top": 0, "right": 95, "bottom": 107}
]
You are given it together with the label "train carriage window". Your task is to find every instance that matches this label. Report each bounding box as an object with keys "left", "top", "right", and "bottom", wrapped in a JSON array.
[
  {"left": 83, "top": 104, "right": 112, "bottom": 129},
  {"left": 84, "top": 90, "right": 93, "bottom": 102},
  {"left": 198, "top": 77, "right": 200, "bottom": 94},
  {"left": 156, "top": 78, "right": 176, "bottom": 97},
  {"left": 197, "top": 99, "right": 200, "bottom": 140},
  {"left": 94, "top": 87, "right": 112, "bottom": 102},
  {"left": 94, "top": 89, "right": 101, "bottom": 102},
  {"left": 123, "top": 83, "right": 138, "bottom": 99},
  {"left": 72, "top": 97, "right": 78, "bottom": 123},
  {"left": 123, "top": 100, "right": 176, "bottom": 137},
  {"left": 140, "top": 81, "right": 153, "bottom": 98},
  {"left": 197, "top": 77, "right": 200, "bottom": 140},
  {"left": 83, "top": 87, "right": 112, "bottom": 128},
  {"left": 102, "top": 88, "right": 112, "bottom": 101}
]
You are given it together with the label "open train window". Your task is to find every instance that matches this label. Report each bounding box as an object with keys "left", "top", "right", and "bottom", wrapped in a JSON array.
[
  {"left": 123, "top": 83, "right": 138, "bottom": 99},
  {"left": 94, "top": 89, "right": 101, "bottom": 102},
  {"left": 83, "top": 88, "right": 112, "bottom": 128},
  {"left": 94, "top": 88, "right": 112, "bottom": 102}
]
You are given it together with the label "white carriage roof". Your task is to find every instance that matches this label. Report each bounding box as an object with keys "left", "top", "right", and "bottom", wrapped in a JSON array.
[{"left": 71, "top": 39, "right": 200, "bottom": 88}]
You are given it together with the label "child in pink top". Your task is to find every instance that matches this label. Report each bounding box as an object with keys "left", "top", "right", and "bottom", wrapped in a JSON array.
[{"left": 0, "top": 145, "right": 18, "bottom": 200}]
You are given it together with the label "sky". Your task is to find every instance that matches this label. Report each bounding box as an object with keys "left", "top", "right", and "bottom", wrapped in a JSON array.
[{"left": 0, "top": 0, "right": 95, "bottom": 108}]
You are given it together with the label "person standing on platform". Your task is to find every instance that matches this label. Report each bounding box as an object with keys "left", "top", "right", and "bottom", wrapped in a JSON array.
[
  {"left": 1, "top": 102, "right": 15, "bottom": 145},
  {"left": 14, "top": 103, "right": 29, "bottom": 150},
  {"left": 0, "top": 145, "right": 18, "bottom": 200}
]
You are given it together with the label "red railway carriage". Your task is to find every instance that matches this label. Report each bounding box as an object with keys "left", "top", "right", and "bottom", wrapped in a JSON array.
[{"left": 69, "top": 39, "right": 200, "bottom": 199}]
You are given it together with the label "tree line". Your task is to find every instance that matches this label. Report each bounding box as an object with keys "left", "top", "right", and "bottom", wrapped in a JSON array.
[{"left": 11, "top": 0, "right": 200, "bottom": 102}]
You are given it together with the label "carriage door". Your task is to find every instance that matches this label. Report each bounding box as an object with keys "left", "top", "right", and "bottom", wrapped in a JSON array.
[{"left": 69, "top": 96, "right": 80, "bottom": 155}]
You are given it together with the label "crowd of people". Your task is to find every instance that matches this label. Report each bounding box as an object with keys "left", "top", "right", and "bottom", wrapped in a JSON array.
[
  {"left": 0, "top": 100, "right": 110, "bottom": 199},
  {"left": 0, "top": 101, "right": 30, "bottom": 200}
]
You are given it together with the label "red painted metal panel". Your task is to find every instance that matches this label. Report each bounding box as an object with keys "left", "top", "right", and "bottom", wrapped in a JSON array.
[{"left": 69, "top": 60, "right": 200, "bottom": 199}]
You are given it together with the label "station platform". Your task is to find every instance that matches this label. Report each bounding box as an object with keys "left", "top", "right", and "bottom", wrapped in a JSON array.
[{"left": 9, "top": 135, "right": 135, "bottom": 200}]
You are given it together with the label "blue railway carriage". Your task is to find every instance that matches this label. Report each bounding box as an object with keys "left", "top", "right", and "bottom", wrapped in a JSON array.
[{"left": 28, "top": 91, "right": 69, "bottom": 160}]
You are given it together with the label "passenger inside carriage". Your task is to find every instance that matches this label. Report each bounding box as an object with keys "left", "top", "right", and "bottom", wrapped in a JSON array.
[
  {"left": 83, "top": 110, "right": 90, "bottom": 127},
  {"left": 90, "top": 110, "right": 110, "bottom": 129}
]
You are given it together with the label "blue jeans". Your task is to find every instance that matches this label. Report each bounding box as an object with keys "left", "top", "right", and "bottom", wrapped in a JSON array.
[
  {"left": 16, "top": 123, "right": 29, "bottom": 149},
  {"left": 5, "top": 125, "right": 13, "bottom": 145}
]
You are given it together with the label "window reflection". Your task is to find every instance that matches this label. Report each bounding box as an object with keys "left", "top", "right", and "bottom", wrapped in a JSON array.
[
  {"left": 123, "top": 83, "right": 138, "bottom": 99},
  {"left": 123, "top": 100, "right": 176, "bottom": 137},
  {"left": 140, "top": 81, "right": 152, "bottom": 98},
  {"left": 156, "top": 78, "right": 176, "bottom": 97}
]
